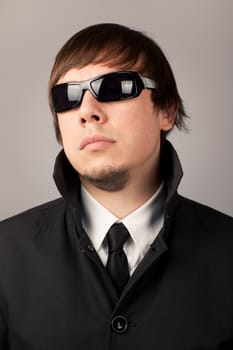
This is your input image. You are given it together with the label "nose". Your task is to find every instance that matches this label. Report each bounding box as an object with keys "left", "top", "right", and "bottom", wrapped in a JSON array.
[{"left": 78, "top": 90, "right": 107, "bottom": 127}]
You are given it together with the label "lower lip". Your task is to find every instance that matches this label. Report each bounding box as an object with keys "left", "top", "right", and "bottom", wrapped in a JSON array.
[{"left": 83, "top": 141, "right": 115, "bottom": 151}]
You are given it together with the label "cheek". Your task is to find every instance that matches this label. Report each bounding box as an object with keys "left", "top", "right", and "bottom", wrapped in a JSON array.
[
  {"left": 120, "top": 95, "right": 160, "bottom": 138},
  {"left": 57, "top": 115, "right": 78, "bottom": 145},
  {"left": 117, "top": 117, "right": 161, "bottom": 165},
  {"left": 125, "top": 110, "right": 160, "bottom": 144}
]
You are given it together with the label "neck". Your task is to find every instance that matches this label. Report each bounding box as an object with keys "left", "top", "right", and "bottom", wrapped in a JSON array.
[{"left": 81, "top": 164, "right": 161, "bottom": 219}]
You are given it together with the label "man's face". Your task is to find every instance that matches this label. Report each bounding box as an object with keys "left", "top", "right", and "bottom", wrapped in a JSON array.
[{"left": 57, "top": 64, "right": 174, "bottom": 191}]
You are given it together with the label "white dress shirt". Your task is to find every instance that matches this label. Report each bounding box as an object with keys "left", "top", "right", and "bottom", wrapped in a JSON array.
[{"left": 81, "top": 183, "right": 165, "bottom": 275}]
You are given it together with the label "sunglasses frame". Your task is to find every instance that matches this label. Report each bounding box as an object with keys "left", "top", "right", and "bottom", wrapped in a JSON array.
[{"left": 51, "top": 71, "right": 157, "bottom": 113}]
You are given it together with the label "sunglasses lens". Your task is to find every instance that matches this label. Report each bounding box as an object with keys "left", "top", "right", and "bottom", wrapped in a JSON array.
[
  {"left": 91, "top": 73, "right": 138, "bottom": 101},
  {"left": 52, "top": 83, "right": 82, "bottom": 112}
]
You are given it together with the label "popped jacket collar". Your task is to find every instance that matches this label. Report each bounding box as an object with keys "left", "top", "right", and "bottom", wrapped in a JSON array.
[{"left": 53, "top": 140, "right": 183, "bottom": 221}]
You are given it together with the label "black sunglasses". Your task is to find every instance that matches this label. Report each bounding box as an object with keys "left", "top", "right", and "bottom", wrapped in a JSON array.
[{"left": 51, "top": 71, "right": 157, "bottom": 113}]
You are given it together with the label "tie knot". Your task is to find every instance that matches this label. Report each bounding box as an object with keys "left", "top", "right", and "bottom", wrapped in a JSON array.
[{"left": 107, "top": 223, "right": 130, "bottom": 253}]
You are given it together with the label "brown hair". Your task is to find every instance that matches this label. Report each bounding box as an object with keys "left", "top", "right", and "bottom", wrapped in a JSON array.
[{"left": 48, "top": 23, "right": 188, "bottom": 143}]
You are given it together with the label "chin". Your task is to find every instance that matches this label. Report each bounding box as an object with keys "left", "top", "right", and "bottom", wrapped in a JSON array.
[{"left": 80, "top": 166, "right": 130, "bottom": 191}]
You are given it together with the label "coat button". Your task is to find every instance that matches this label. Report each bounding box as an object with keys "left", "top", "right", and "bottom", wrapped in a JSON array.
[
  {"left": 87, "top": 245, "right": 95, "bottom": 251},
  {"left": 111, "top": 316, "right": 128, "bottom": 334}
]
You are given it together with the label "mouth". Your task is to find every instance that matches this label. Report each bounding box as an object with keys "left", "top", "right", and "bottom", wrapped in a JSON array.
[{"left": 79, "top": 135, "right": 116, "bottom": 151}]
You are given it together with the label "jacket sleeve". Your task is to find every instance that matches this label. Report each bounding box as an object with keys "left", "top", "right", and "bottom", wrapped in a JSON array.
[{"left": 0, "top": 308, "right": 8, "bottom": 349}]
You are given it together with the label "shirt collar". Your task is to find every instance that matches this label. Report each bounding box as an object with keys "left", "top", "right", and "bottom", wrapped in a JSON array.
[
  {"left": 81, "top": 183, "right": 165, "bottom": 256},
  {"left": 122, "top": 182, "right": 165, "bottom": 256},
  {"left": 80, "top": 186, "right": 117, "bottom": 252}
]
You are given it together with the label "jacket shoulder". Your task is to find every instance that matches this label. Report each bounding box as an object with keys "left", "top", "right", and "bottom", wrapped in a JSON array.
[
  {"left": 0, "top": 198, "right": 66, "bottom": 238},
  {"left": 178, "top": 195, "right": 233, "bottom": 232}
]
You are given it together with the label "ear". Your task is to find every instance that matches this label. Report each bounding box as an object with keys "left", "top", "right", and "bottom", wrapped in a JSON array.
[{"left": 158, "top": 107, "right": 177, "bottom": 132}]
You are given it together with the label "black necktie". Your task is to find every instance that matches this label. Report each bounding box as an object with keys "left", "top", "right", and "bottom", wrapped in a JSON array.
[{"left": 106, "top": 223, "right": 130, "bottom": 294}]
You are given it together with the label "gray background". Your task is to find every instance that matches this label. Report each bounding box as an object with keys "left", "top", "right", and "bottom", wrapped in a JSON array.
[{"left": 0, "top": 0, "right": 233, "bottom": 220}]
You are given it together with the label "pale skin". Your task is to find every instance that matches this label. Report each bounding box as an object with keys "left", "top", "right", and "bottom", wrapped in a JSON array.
[{"left": 57, "top": 64, "right": 176, "bottom": 219}]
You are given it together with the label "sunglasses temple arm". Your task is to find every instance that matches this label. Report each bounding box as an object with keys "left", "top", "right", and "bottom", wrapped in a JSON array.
[{"left": 141, "top": 76, "right": 157, "bottom": 89}]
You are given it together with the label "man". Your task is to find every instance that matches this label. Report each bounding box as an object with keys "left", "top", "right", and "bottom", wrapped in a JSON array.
[{"left": 0, "top": 23, "right": 233, "bottom": 349}]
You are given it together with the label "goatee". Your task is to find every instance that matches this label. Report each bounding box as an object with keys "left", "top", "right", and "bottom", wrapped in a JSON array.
[{"left": 80, "top": 167, "right": 130, "bottom": 191}]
